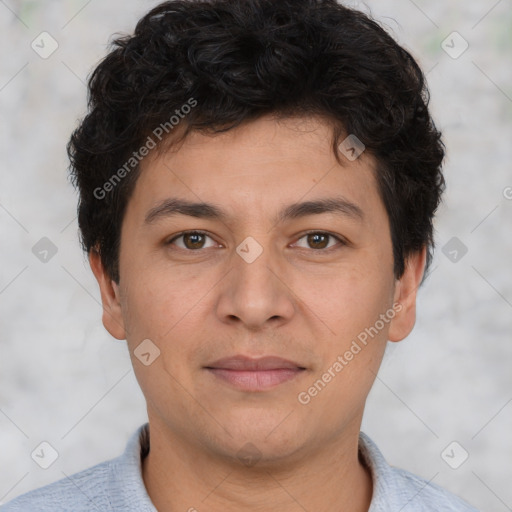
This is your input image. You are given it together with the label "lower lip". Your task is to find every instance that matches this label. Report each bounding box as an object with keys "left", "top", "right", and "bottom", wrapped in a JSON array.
[{"left": 207, "top": 368, "right": 304, "bottom": 391}]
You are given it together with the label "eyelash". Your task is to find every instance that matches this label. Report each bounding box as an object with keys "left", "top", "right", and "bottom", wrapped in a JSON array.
[{"left": 166, "top": 230, "right": 347, "bottom": 252}]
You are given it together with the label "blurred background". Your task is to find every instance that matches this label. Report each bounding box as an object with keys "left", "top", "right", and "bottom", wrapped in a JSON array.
[{"left": 0, "top": 0, "right": 511, "bottom": 510}]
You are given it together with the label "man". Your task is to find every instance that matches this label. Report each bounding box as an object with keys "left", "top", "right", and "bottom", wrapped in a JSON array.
[{"left": 1, "top": 0, "right": 479, "bottom": 510}]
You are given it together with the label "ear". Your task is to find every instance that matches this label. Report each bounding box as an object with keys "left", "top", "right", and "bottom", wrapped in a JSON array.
[
  {"left": 387, "top": 246, "right": 427, "bottom": 343},
  {"left": 89, "top": 248, "right": 127, "bottom": 340}
]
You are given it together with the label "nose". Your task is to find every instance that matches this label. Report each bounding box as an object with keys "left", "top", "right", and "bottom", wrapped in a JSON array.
[{"left": 215, "top": 238, "right": 296, "bottom": 331}]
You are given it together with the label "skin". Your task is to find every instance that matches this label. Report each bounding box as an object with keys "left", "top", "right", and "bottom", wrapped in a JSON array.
[{"left": 90, "top": 114, "right": 426, "bottom": 512}]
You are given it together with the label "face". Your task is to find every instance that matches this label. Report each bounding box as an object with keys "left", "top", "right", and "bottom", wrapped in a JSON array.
[{"left": 91, "top": 114, "right": 425, "bottom": 465}]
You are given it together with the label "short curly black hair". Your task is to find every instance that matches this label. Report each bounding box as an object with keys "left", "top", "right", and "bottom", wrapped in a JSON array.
[{"left": 68, "top": 0, "right": 445, "bottom": 285}]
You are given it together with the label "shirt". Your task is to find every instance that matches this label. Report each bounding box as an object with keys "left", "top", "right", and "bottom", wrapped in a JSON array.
[{"left": 1, "top": 422, "right": 479, "bottom": 511}]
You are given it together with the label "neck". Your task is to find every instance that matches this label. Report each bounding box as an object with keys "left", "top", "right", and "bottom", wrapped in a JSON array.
[{"left": 141, "top": 420, "right": 373, "bottom": 512}]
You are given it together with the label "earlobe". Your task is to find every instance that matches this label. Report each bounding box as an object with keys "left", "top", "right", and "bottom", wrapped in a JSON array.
[
  {"left": 89, "top": 248, "right": 127, "bottom": 340},
  {"left": 387, "top": 246, "right": 427, "bottom": 343}
]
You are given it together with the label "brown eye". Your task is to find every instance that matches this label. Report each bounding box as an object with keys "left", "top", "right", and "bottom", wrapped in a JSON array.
[
  {"left": 294, "top": 231, "right": 345, "bottom": 251},
  {"left": 307, "top": 233, "right": 329, "bottom": 249},
  {"left": 167, "top": 231, "right": 216, "bottom": 250}
]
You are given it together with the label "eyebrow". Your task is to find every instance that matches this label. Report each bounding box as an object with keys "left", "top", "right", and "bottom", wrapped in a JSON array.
[{"left": 144, "top": 196, "right": 365, "bottom": 226}]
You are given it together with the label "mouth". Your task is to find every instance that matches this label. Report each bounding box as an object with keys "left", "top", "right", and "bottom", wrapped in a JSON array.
[{"left": 204, "top": 355, "right": 307, "bottom": 391}]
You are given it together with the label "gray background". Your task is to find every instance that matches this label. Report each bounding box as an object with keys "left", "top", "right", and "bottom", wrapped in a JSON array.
[{"left": 0, "top": 0, "right": 511, "bottom": 510}]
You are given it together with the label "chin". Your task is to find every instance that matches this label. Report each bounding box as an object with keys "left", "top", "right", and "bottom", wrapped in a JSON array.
[{"left": 209, "top": 416, "right": 310, "bottom": 468}]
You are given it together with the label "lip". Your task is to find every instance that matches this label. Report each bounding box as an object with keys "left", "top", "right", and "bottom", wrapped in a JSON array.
[
  {"left": 205, "top": 355, "right": 306, "bottom": 391},
  {"left": 206, "top": 355, "right": 305, "bottom": 371}
]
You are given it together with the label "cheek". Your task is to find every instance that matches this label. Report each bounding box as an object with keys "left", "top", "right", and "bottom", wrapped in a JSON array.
[
  {"left": 120, "top": 254, "right": 193, "bottom": 333},
  {"left": 120, "top": 262, "right": 214, "bottom": 370},
  {"left": 303, "top": 259, "right": 393, "bottom": 345},
  {"left": 297, "top": 266, "right": 391, "bottom": 420}
]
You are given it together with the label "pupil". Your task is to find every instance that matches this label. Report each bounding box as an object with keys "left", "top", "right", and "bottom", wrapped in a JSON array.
[
  {"left": 186, "top": 233, "right": 203, "bottom": 249},
  {"left": 182, "top": 233, "right": 329, "bottom": 250},
  {"left": 309, "top": 233, "right": 327, "bottom": 249}
]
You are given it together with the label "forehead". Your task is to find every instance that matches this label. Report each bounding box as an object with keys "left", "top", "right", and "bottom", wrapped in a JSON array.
[{"left": 125, "top": 115, "right": 387, "bottom": 231}]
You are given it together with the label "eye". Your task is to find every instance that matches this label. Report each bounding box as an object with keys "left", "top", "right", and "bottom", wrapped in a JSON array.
[
  {"left": 166, "top": 231, "right": 218, "bottom": 250},
  {"left": 293, "top": 231, "right": 346, "bottom": 251},
  {"left": 166, "top": 230, "right": 346, "bottom": 252}
]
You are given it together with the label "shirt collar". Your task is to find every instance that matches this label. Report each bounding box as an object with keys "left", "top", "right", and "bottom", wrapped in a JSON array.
[
  {"left": 107, "top": 422, "right": 157, "bottom": 511},
  {"left": 359, "top": 431, "right": 408, "bottom": 511},
  {"left": 109, "top": 423, "right": 395, "bottom": 511}
]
